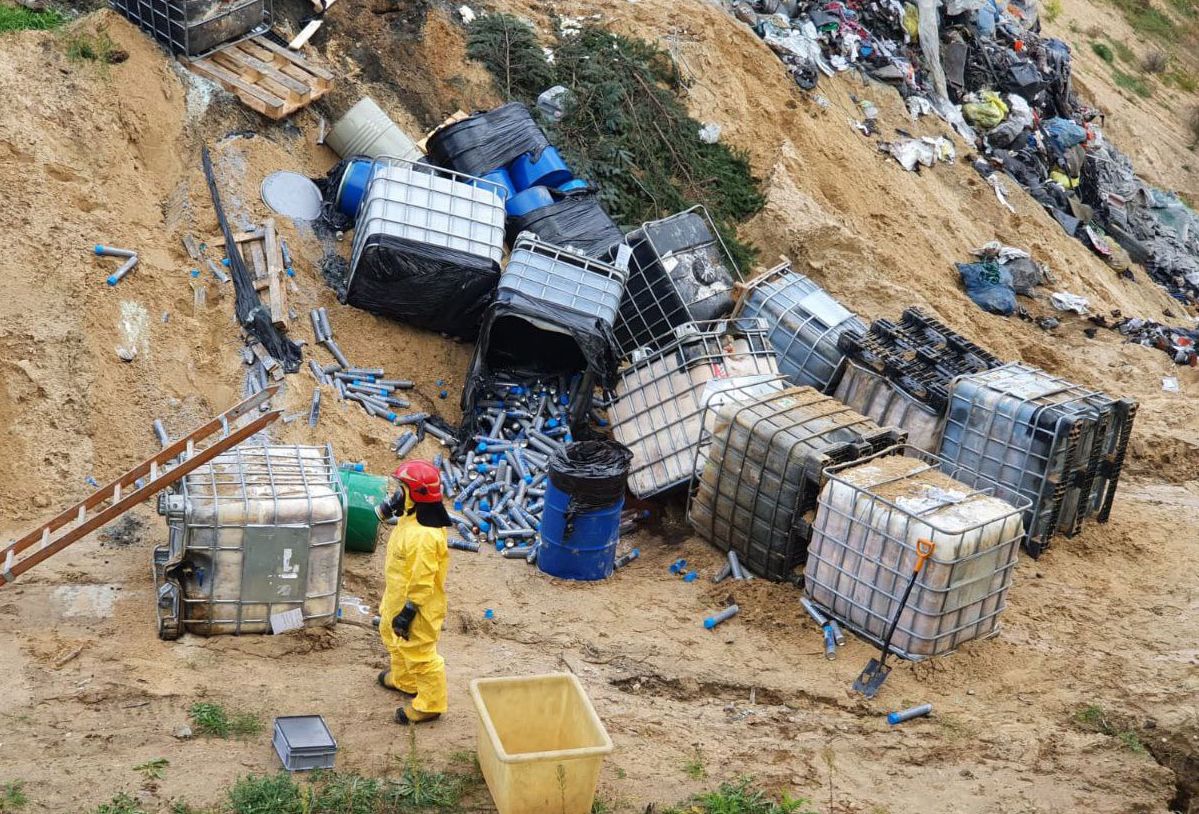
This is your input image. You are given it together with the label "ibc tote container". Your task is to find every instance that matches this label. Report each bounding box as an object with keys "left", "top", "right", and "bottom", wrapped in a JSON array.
[
  {"left": 732, "top": 259, "right": 866, "bottom": 392},
  {"left": 109, "top": 0, "right": 271, "bottom": 56},
  {"left": 610, "top": 206, "right": 739, "bottom": 358},
  {"left": 937, "top": 363, "right": 1137, "bottom": 557},
  {"left": 609, "top": 319, "right": 784, "bottom": 498},
  {"left": 500, "top": 235, "right": 628, "bottom": 329},
  {"left": 805, "top": 448, "right": 1031, "bottom": 659},
  {"left": 831, "top": 360, "right": 945, "bottom": 452},
  {"left": 688, "top": 385, "right": 905, "bottom": 580},
  {"left": 153, "top": 444, "right": 345, "bottom": 640}
]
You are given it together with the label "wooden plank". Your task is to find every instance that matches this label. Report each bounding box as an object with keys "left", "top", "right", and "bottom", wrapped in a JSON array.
[
  {"left": 248, "top": 240, "right": 268, "bottom": 283},
  {"left": 220, "top": 44, "right": 310, "bottom": 98},
  {"left": 185, "top": 58, "right": 284, "bottom": 115},
  {"left": 213, "top": 229, "right": 264, "bottom": 248},
  {"left": 249, "top": 34, "right": 335, "bottom": 81},
  {"left": 263, "top": 218, "right": 287, "bottom": 328},
  {"left": 289, "top": 19, "right": 323, "bottom": 49}
]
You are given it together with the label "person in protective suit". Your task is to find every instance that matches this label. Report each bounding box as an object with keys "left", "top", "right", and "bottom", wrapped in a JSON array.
[{"left": 374, "top": 459, "right": 452, "bottom": 724}]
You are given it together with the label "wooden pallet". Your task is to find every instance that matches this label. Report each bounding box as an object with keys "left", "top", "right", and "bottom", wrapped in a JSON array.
[{"left": 185, "top": 35, "right": 333, "bottom": 120}]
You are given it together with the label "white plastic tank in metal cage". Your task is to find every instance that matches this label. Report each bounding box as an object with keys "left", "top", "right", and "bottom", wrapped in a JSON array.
[
  {"left": 805, "top": 447, "right": 1030, "bottom": 660},
  {"left": 831, "top": 360, "right": 945, "bottom": 452},
  {"left": 732, "top": 259, "right": 866, "bottom": 392},
  {"left": 688, "top": 385, "right": 905, "bottom": 581},
  {"left": 937, "top": 363, "right": 1137, "bottom": 558},
  {"left": 610, "top": 206, "right": 739, "bottom": 359},
  {"left": 345, "top": 157, "right": 507, "bottom": 337},
  {"left": 109, "top": 0, "right": 271, "bottom": 56},
  {"left": 609, "top": 319, "right": 784, "bottom": 498},
  {"left": 500, "top": 235, "right": 628, "bottom": 329},
  {"left": 153, "top": 444, "right": 345, "bottom": 639}
]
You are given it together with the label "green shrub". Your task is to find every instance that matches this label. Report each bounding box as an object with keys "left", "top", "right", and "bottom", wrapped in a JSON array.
[
  {"left": 1091, "top": 41, "right": 1114, "bottom": 63},
  {"left": 188, "top": 702, "right": 263, "bottom": 739},
  {"left": 0, "top": 5, "right": 64, "bottom": 33},
  {"left": 1113, "top": 70, "right": 1153, "bottom": 97}
]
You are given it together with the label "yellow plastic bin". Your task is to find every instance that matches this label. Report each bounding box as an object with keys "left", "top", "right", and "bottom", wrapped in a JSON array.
[{"left": 470, "top": 673, "right": 613, "bottom": 814}]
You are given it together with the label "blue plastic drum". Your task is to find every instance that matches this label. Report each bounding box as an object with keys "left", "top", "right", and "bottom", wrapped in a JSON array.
[
  {"left": 556, "top": 178, "right": 591, "bottom": 194},
  {"left": 509, "top": 146, "right": 573, "bottom": 191},
  {"left": 474, "top": 167, "right": 516, "bottom": 202},
  {"left": 537, "top": 482, "right": 624, "bottom": 581},
  {"left": 334, "top": 158, "right": 373, "bottom": 218},
  {"left": 505, "top": 185, "right": 555, "bottom": 217}
]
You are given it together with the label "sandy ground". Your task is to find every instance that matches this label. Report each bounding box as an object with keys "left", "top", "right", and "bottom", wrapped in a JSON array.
[{"left": 0, "top": 3, "right": 1197, "bottom": 812}]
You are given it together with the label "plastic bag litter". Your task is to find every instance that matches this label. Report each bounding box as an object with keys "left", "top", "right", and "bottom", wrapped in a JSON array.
[
  {"left": 987, "top": 174, "right": 1017, "bottom": 213},
  {"left": 962, "top": 91, "right": 1009, "bottom": 129},
  {"left": 1050, "top": 291, "right": 1090, "bottom": 314},
  {"left": 698, "top": 122, "right": 722, "bottom": 144},
  {"left": 548, "top": 439, "right": 634, "bottom": 514},
  {"left": 426, "top": 102, "right": 551, "bottom": 177},
  {"left": 881, "top": 136, "right": 956, "bottom": 171},
  {"left": 1042, "top": 117, "right": 1087, "bottom": 154},
  {"left": 505, "top": 189, "right": 625, "bottom": 258},
  {"left": 1006, "top": 94, "right": 1034, "bottom": 129},
  {"left": 974, "top": 242, "right": 1045, "bottom": 294},
  {"left": 907, "top": 96, "right": 935, "bottom": 119},
  {"left": 957, "top": 261, "right": 1016, "bottom": 315},
  {"left": 537, "top": 85, "right": 575, "bottom": 121}
]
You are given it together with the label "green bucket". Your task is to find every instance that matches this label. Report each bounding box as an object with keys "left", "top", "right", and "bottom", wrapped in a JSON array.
[{"left": 340, "top": 470, "right": 390, "bottom": 553}]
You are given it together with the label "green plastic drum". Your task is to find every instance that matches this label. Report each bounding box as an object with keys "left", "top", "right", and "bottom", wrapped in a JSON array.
[{"left": 340, "top": 470, "right": 390, "bottom": 553}]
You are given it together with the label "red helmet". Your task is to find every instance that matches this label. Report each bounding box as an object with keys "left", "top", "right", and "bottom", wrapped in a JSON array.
[{"left": 393, "top": 460, "right": 442, "bottom": 503}]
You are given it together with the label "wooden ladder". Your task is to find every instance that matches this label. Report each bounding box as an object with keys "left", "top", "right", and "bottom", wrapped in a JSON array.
[{"left": 0, "top": 388, "right": 282, "bottom": 588}]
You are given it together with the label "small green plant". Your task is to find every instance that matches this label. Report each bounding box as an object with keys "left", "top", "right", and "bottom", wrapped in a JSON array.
[
  {"left": 1110, "top": 39, "right": 1137, "bottom": 63},
  {"left": 1166, "top": 69, "right": 1198, "bottom": 92},
  {"left": 614, "top": 767, "right": 627, "bottom": 780},
  {"left": 387, "top": 729, "right": 465, "bottom": 809},
  {"left": 1142, "top": 49, "right": 1169, "bottom": 73},
  {"left": 65, "top": 31, "right": 119, "bottom": 63},
  {"left": 227, "top": 773, "right": 303, "bottom": 814},
  {"left": 0, "top": 782, "right": 27, "bottom": 812},
  {"left": 1073, "top": 704, "right": 1149, "bottom": 755},
  {"left": 1113, "top": 69, "right": 1153, "bottom": 97},
  {"left": 0, "top": 5, "right": 64, "bottom": 33},
  {"left": 133, "top": 759, "right": 169, "bottom": 782},
  {"left": 665, "top": 779, "right": 817, "bottom": 814},
  {"left": 169, "top": 803, "right": 201, "bottom": 814},
  {"left": 591, "top": 795, "right": 615, "bottom": 814},
  {"left": 188, "top": 702, "right": 262, "bottom": 739},
  {"left": 1091, "top": 41, "right": 1114, "bottom": 63},
  {"left": 311, "top": 773, "right": 382, "bottom": 814},
  {"left": 93, "top": 794, "right": 148, "bottom": 814},
  {"left": 1044, "top": 0, "right": 1063, "bottom": 21},
  {"left": 1102, "top": 0, "right": 1178, "bottom": 39},
  {"left": 682, "top": 747, "right": 706, "bottom": 780}
]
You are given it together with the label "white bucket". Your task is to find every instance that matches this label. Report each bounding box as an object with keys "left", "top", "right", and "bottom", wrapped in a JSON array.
[{"left": 326, "top": 97, "right": 424, "bottom": 162}]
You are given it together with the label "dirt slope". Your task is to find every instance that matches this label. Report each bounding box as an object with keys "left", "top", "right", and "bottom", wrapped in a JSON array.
[{"left": 0, "top": 3, "right": 1197, "bottom": 813}]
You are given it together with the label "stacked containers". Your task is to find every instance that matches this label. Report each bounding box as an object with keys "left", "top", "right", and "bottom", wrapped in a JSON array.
[
  {"left": 345, "top": 157, "right": 507, "bottom": 337},
  {"left": 688, "top": 386, "right": 906, "bottom": 580},
  {"left": 832, "top": 361, "right": 945, "bottom": 452},
  {"left": 611, "top": 207, "right": 739, "bottom": 357},
  {"left": 154, "top": 444, "right": 345, "bottom": 638},
  {"left": 498, "top": 236, "right": 628, "bottom": 329},
  {"left": 805, "top": 448, "right": 1030, "bottom": 659},
  {"left": 732, "top": 259, "right": 867, "bottom": 391},
  {"left": 937, "top": 363, "right": 1137, "bottom": 557},
  {"left": 609, "top": 319, "right": 784, "bottom": 498}
]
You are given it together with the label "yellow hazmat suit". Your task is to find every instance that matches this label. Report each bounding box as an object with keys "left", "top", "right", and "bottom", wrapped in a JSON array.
[{"left": 378, "top": 510, "right": 449, "bottom": 715}]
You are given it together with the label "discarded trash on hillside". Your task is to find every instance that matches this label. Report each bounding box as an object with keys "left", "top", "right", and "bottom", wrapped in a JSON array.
[
  {"left": 880, "top": 137, "right": 955, "bottom": 172},
  {"left": 957, "top": 261, "right": 1016, "bottom": 315},
  {"left": 973, "top": 242, "right": 1047, "bottom": 294},
  {"left": 1050, "top": 291, "right": 1090, "bottom": 314}
]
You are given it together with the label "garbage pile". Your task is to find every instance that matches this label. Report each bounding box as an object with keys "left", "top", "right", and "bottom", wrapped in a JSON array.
[
  {"left": 725, "top": 0, "right": 1199, "bottom": 308},
  {"left": 1111, "top": 316, "right": 1199, "bottom": 366}
]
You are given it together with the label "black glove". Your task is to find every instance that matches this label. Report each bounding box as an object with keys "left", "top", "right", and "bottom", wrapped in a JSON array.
[{"left": 391, "top": 601, "right": 418, "bottom": 640}]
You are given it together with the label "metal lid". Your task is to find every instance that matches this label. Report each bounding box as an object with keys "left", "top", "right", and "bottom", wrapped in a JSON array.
[{"left": 261, "top": 172, "right": 324, "bottom": 221}]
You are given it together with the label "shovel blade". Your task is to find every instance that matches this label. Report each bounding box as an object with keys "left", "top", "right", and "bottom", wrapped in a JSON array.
[{"left": 852, "top": 658, "right": 891, "bottom": 698}]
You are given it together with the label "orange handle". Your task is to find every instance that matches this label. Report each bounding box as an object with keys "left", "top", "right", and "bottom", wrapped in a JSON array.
[{"left": 914, "top": 538, "right": 935, "bottom": 573}]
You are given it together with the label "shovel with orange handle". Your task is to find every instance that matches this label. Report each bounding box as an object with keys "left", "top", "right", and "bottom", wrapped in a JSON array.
[{"left": 852, "top": 538, "right": 936, "bottom": 699}]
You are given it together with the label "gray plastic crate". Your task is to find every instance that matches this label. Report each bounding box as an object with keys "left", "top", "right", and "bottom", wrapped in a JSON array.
[
  {"left": 348, "top": 157, "right": 506, "bottom": 284},
  {"left": 610, "top": 319, "right": 784, "bottom": 498},
  {"left": 733, "top": 259, "right": 866, "bottom": 392},
  {"left": 500, "top": 235, "right": 628, "bottom": 328},
  {"left": 273, "top": 715, "right": 337, "bottom": 772},
  {"left": 938, "top": 363, "right": 1137, "bottom": 558},
  {"left": 805, "top": 447, "right": 1031, "bottom": 660}
]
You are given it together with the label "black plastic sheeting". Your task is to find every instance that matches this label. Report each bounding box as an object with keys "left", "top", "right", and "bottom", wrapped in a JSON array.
[
  {"left": 312, "top": 155, "right": 363, "bottom": 233},
  {"left": 506, "top": 189, "right": 625, "bottom": 258},
  {"left": 201, "top": 146, "right": 302, "bottom": 373},
  {"left": 460, "top": 288, "right": 621, "bottom": 437},
  {"left": 637, "top": 211, "right": 735, "bottom": 322},
  {"left": 426, "top": 103, "right": 551, "bottom": 178},
  {"left": 549, "top": 439, "right": 633, "bottom": 514},
  {"left": 344, "top": 234, "right": 500, "bottom": 339}
]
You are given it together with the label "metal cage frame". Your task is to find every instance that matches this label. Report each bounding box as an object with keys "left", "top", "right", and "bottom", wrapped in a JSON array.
[
  {"left": 501, "top": 234, "right": 629, "bottom": 328},
  {"left": 109, "top": 0, "right": 272, "bottom": 57},
  {"left": 732, "top": 258, "right": 867, "bottom": 393},
  {"left": 687, "top": 384, "right": 906, "bottom": 581},
  {"left": 938, "top": 363, "right": 1136, "bottom": 558},
  {"left": 609, "top": 318, "right": 782, "bottom": 498},
  {"left": 610, "top": 205, "right": 740, "bottom": 359},
  {"left": 154, "top": 443, "right": 344, "bottom": 638},
  {"left": 805, "top": 445, "right": 1032, "bottom": 660}
]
